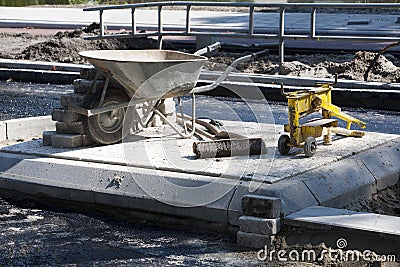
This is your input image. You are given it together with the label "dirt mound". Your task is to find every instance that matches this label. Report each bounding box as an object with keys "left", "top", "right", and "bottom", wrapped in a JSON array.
[
  {"left": 325, "top": 51, "right": 400, "bottom": 82},
  {"left": 15, "top": 26, "right": 157, "bottom": 64},
  {"left": 0, "top": 27, "right": 399, "bottom": 83},
  {"left": 345, "top": 181, "right": 400, "bottom": 216},
  {"left": 206, "top": 51, "right": 400, "bottom": 83}
]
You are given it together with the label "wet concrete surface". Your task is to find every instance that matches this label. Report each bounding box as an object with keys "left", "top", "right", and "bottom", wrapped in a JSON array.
[{"left": 0, "top": 81, "right": 399, "bottom": 266}]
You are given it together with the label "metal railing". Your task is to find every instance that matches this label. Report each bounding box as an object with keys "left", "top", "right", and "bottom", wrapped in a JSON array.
[{"left": 83, "top": 2, "right": 400, "bottom": 71}]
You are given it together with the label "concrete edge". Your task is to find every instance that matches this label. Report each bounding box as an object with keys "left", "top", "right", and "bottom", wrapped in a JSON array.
[
  {"left": 0, "top": 68, "right": 80, "bottom": 84},
  {"left": 2, "top": 116, "right": 55, "bottom": 140}
]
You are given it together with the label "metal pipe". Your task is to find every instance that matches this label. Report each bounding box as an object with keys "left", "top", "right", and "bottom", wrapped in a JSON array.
[
  {"left": 191, "top": 49, "right": 269, "bottom": 94},
  {"left": 131, "top": 8, "right": 136, "bottom": 34},
  {"left": 310, "top": 7, "right": 316, "bottom": 38},
  {"left": 194, "top": 41, "right": 221, "bottom": 56},
  {"left": 249, "top": 6, "right": 254, "bottom": 35},
  {"left": 278, "top": 7, "right": 285, "bottom": 75},
  {"left": 99, "top": 10, "right": 104, "bottom": 37},
  {"left": 185, "top": 4, "right": 191, "bottom": 33},
  {"left": 158, "top": 5, "right": 163, "bottom": 49}
]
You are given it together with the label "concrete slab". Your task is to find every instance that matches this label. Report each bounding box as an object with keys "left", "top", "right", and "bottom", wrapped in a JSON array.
[
  {"left": 5, "top": 116, "right": 55, "bottom": 140},
  {"left": 0, "top": 151, "right": 237, "bottom": 226},
  {"left": 286, "top": 206, "right": 400, "bottom": 239},
  {"left": 0, "top": 117, "right": 399, "bottom": 230},
  {"left": 284, "top": 206, "right": 400, "bottom": 259}
]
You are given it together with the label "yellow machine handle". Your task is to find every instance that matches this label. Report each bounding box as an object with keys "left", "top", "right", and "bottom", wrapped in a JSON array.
[{"left": 317, "top": 96, "right": 366, "bottom": 129}]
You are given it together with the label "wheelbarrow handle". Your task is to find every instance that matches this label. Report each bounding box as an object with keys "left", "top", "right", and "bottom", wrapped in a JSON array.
[
  {"left": 194, "top": 42, "right": 222, "bottom": 56},
  {"left": 191, "top": 48, "right": 269, "bottom": 94}
]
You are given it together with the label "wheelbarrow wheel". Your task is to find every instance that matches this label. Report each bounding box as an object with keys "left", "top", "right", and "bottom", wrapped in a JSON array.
[
  {"left": 278, "top": 134, "right": 291, "bottom": 155},
  {"left": 304, "top": 136, "right": 317, "bottom": 157},
  {"left": 83, "top": 88, "right": 130, "bottom": 145}
]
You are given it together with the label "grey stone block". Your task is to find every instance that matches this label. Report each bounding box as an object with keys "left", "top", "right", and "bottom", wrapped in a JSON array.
[
  {"left": 237, "top": 231, "right": 274, "bottom": 249},
  {"left": 300, "top": 159, "right": 377, "bottom": 208},
  {"left": 160, "top": 98, "right": 176, "bottom": 115},
  {"left": 228, "top": 181, "right": 318, "bottom": 226},
  {"left": 73, "top": 78, "right": 105, "bottom": 94},
  {"left": 51, "top": 108, "right": 81, "bottom": 123},
  {"left": 51, "top": 134, "right": 83, "bottom": 148},
  {"left": 6, "top": 116, "right": 55, "bottom": 140},
  {"left": 42, "top": 131, "right": 56, "bottom": 146},
  {"left": 56, "top": 121, "right": 85, "bottom": 135},
  {"left": 239, "top": 216, "right": 281, "bottom": 235},
  {"left": 354, "top": 141, "right": 400, "bottom": 191},
  {"left": 242, "top": 195, "right": 281, "bottom": 218},
  {"left": 0, "top": 122, "right": 6, "bottom": 141},
  {"left": 60, "top": 93, "right": 86, "bottom": 109},
  {"left": 80, "top": 67, "right": 98, "bottom": 80}
]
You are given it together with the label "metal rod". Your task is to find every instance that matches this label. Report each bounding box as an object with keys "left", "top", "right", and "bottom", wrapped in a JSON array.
[
  {"left": 310, "top": 7, "right": 316, "bottom": 38},
  {"left": 99, "top": 10, "right": 104, "bottom": 37},
  {"left": 278, "top": 7, "right": 285, "bottom": 74},
  {"left": 249, "top": 6, "right": 254, "bottom": 35},
  {"left": 177, "top": 97, "right": 188, "bottom": 134},
  {"left": 98, "top": 74, "right": 111, "bottom": 107},
  {"left": 131, "top": 8, "right": 136, "bottom": 34},
  {"left": 158, "top": 5, "right": 163, "bottom": 49},
  {"left": 186, "top": 4, "right": 191, "bottom": 33},
  {"left": 84, "top": 2, "right": 400, "bottom": 12}
]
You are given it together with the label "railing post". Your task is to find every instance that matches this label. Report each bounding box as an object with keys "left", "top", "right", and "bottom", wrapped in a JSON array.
[
  {"left": 99, "top": 10, "right": 104, "bottom": 37},
  {"left": 279, "top": 7, "right": 285, "bottom": 74},
  {"left": 249, "top": 6, "right": 254, "bottom": 35},
  {"left": 158, "top": 5, "right": 163, "bottom": 49},
  {"left": 310, "top": 7, "right": 316, "bottom": 38},
  {"left": 186, "top": 5, "right": 191, "bottom": 33},
  {"left": 131, "top": 8, "right": 136, "bottom": 34}
]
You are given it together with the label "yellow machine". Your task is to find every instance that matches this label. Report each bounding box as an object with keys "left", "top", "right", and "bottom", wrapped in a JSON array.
[{"left": 278, "top": 82, "right": 366, "bottom": 157}]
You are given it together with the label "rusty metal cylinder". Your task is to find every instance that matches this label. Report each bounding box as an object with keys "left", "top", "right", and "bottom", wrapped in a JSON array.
[{"left": 193, "top": 138, "right": 266, "bottom": 159}]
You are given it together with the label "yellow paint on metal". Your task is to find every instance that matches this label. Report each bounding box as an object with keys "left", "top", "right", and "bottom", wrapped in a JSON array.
[{"left": 282, "top": 83, "right": 366, "bottom": 150}]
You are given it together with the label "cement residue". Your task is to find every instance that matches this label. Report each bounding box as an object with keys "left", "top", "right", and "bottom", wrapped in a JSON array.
[{"left": 0, "top": 25, "right": 157, "bottom": 64}]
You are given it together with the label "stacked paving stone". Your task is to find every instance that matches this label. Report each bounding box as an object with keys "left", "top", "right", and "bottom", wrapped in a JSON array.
[
  {"left": 43, "top": 75, "right": 99, "bottom": 148},
  {"left": 44, "top": 67, "right": 176, "bottom": 148},
  {"left": 237, "top": 195, "right": 282, "bottom": 249}
]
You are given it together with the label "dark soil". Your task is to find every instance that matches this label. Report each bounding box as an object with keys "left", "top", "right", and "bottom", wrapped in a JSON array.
[{"left": 345, "top": 181, "right": 400, "bottom": 217}]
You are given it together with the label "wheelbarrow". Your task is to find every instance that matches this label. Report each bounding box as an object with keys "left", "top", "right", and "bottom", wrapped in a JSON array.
[{"left": 69, "top": 43, "right": 269, "bottom": 145}]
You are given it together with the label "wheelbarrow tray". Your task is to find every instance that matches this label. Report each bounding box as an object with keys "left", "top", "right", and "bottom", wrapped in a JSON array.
[{"left": 79, "top": 50, "right": 207, "bottom": 100}]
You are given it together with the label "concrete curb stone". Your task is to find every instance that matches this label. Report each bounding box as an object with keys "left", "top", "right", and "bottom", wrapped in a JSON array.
[
  {"left": 239, "top": 216, "right": 281, "bottom": 235},
  {"left": 5, "top": 116, "right": 55, "bottom": 140},
  {"left": 237, "top": 231, "right": 275, "bottom": 249}
]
